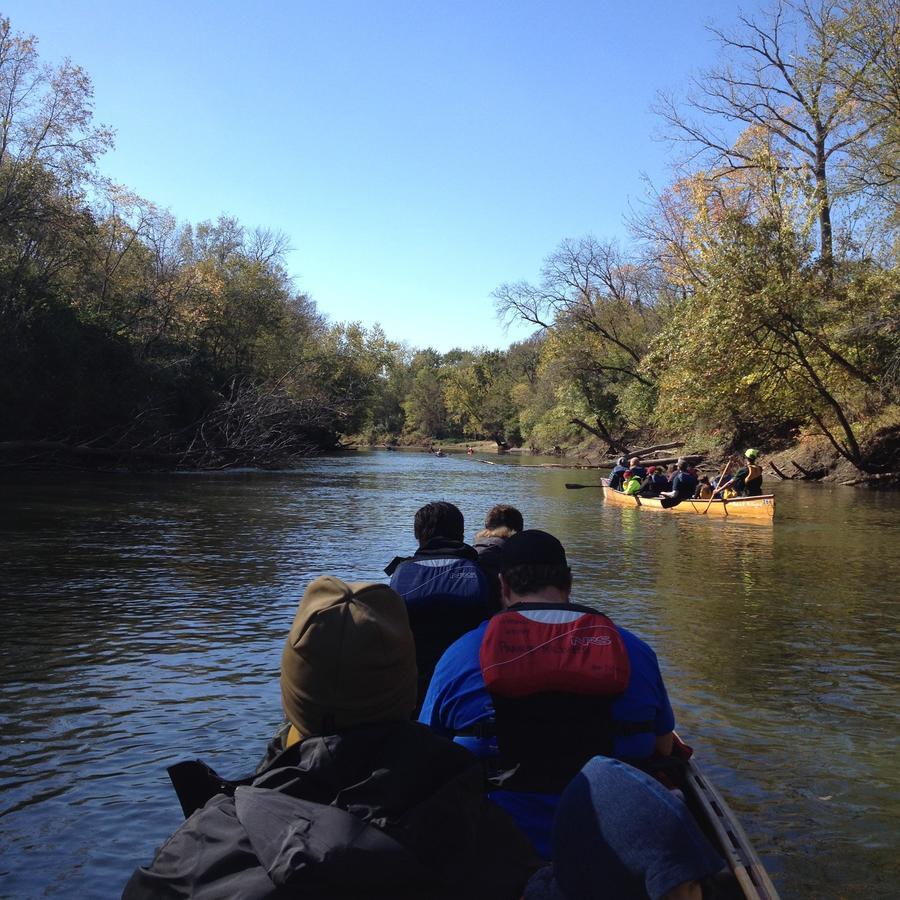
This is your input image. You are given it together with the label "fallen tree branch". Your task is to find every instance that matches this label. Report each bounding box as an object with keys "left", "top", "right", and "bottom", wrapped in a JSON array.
[
  {"left": 630, "top": 441, "right": 685, "bottom": 458},
  {"left": 569, "top": 418, "right": 628, "bottom": 454},
  {"left": 791, "top": 459, "right": 827, "bottom": 479},
  {"left": 840, "top": 471, "right": 899, "bottom": 486}
]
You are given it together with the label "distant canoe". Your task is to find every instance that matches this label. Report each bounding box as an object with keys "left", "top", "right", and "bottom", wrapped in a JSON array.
[{"left": 601, "top": 480, "right": 775, "bottom": 521}]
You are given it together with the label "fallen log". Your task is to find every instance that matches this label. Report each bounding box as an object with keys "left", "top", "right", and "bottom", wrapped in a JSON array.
[
  {"left": 629, "top": 441, "right": 685, "bottom": 458},
  {"left": 597, "top": 455, "right": 706, "bottom": 470},
  {"left": 791, "top": 459, "right": 827, "bottom": 479},
  {"left": 768, "top": 461, "right": 791, "bottom": 480},
  {"left": 840, "top": 471, "right": 899, "bottom": 486}
]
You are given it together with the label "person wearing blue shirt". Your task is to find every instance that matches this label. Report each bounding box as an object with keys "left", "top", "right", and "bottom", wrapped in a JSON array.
[
  {"left": 608, "top": 456, "right": 628, "bottom": 490},
  {"left": 418, "top": 530, "right": 675, "bottom": 858},
  {"left": 660, "top": 459, "right": 698, "bottom": 501}
]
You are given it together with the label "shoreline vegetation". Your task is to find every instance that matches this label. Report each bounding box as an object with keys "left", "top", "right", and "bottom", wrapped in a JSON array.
[
  {"left": 1, "top": 8, "right": 897, "bottom": 487},
  {"left": 345, "top": 431, "right": 897, "bottom": 487}
]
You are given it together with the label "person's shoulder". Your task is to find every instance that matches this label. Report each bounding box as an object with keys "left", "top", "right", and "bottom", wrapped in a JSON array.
[
  {"left": 615, "top": 625, "right": 661, "bottom": 663},
  {"left": 446, "top": 619, "right": 490, "bottom": 656}
]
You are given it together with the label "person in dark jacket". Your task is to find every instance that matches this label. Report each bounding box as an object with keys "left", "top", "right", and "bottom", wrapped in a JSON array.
[
  {"left": 660, "top": 461, "right": 698, "bottom": 501},
  {"left": 385, "top": 502, "right": 492, "bottom": 707},
  {"left": 639, "top": 466, "right": 669, "bottom": 497},
  {"left": 628, "top": 456, "right": 648, "bottom": 480},
  {"left": 123, "top": 577, "right": 540, "bottom": 899},
  {"left": 473, "top": 504, "right": 524, "bottom": 605},
  {"left": 608, "top": 457, "right": 628, "bottom": 490}
]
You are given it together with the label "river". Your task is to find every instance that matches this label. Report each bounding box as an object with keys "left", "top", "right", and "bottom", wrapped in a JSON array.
[{"left": 1, "top": 451, "right": 898, "bottom": 898}]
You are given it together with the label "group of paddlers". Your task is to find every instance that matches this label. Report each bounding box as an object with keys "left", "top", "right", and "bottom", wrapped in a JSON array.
[
  {"left": 124, "top": 503, "right": 730, "bottom": 899},
  {"left": 609, "top": 450, "right": 764, "bottom": 501}
]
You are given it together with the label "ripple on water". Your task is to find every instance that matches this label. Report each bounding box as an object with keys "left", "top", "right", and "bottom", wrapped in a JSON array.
[{"left": 1, "top": 460, "right": 898, "bottom": 897}]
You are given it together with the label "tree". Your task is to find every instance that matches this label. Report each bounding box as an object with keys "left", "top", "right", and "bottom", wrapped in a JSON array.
[
  {"left": 404, "top": 363, "right": 448, "bottom": 437},
  {"left": 441, "top": 349, "right": 517, "bottom": 442},
  {"left": 644, "top": 203, "right": 897, "bottom": 468},
  {"left": 494, "top": 236, "right": 664, "bottom": 442},
  {"left": 655, "top": 0, "right": 897, "bottom": 269}
]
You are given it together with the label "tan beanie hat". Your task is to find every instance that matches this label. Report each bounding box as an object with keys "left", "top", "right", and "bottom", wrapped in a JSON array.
[{"left": 280, "top": 576, "right": 417, "bottom": 738}]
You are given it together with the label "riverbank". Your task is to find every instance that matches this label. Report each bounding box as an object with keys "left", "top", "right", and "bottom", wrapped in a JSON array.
[{"left": 364, "top": 427, "right": 900, "bottom": 488}]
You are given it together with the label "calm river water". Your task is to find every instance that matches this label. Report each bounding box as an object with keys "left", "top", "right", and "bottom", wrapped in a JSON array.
[{"left": 1, "top": 451, "right": 898, "bottom": 898}]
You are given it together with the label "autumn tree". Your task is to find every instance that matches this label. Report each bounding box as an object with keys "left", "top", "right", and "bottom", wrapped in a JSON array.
[
  {"left": 494, "top": 236, "right": 664, "bottom": 442},
  {"left": 655, "top": 0, "right": 897, "bottom": 268}
]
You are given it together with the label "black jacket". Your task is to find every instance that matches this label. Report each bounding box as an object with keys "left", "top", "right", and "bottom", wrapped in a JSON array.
[{"left": 123, "top": 722, "right": 540, "bottom": 900}]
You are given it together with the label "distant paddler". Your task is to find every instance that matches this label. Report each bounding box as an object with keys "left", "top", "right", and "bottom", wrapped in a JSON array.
[{"left": 714, "top": 449, "right": 763, "bottom": 498}]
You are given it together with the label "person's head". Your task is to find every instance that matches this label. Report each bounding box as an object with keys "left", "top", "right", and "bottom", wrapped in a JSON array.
[
  {"left": 498, "top": 529, "right": 572, "bottom": 605},
  {"left": 647, "top": 466, "right": 657, "bottom": 475},
  {"left": 629, "top": 457, "right": 640, "bottom": 467},
  {"left": 677, "top": 460, "right": 689, "bottom": 472},
  {"left": 623, "top": 470, "right": 632, "bottom": 480},
  {"left": 700, "top": 475, "right": 710, "bottom": 485},
  {"left": 483, "top": 504, "right": 524, "bottom": 534},
  {"left": 280, "top": 576, "right": 417, "bottom": 738},
  {"left": 617, "top": 456, "right": 627, "bottom": 467},
  {"left": 413, "top": 501, "right": 464, "bottom": 545},
  {"left": 744, "top": 448, "right": 759, "bottom": 461}
]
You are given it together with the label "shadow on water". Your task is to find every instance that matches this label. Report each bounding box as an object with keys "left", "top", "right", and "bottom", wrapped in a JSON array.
[{"left": 1, "top": 454, "right": 898, "bottom": 896}]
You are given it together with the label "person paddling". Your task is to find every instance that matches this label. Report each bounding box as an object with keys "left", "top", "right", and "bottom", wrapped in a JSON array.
[{"left": 715, "top": 449, "right": 763, "bottom": 497}]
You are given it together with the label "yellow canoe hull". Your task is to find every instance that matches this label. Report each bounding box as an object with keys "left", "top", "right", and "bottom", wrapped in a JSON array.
[{"left": 601, "top": 483, "right": 775, "bottom": 520}]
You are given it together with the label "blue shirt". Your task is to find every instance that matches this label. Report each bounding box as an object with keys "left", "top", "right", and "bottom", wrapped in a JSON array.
[{"left": 418, "top": 614, "right": 676, "bottom": 857}]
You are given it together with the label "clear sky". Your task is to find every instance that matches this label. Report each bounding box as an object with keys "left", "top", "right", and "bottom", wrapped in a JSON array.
[{"left": 4, "top": 1, "right": 758, "bottom": 352}]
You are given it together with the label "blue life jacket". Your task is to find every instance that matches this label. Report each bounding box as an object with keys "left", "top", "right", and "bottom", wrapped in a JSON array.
[
  {"left": 387, "top": 541, "right": 490, "bottom": 708},
  {"left": 608, "top": 465, "right": 627, "bottom": 490}
]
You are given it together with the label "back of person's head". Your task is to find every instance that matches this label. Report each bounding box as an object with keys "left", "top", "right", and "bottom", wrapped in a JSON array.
[
  {"left": 629, "top": 457, "right": 640, "bottom": 467},
  {"left": 483, "top": 504, "right": 524, "bottom": 534},
  {"left": 623, "top": 470, "right": 632, "bottom": 479},
  {"left": 414, "top": 501, "right": 464, "bottom": 545},
  {"left": 647, "top": 466, "right": 657, "bottom": 474},
  {"left": 616, "top": 456, "right": 627, "bottom": 466},
  {"left": 677, "top": 460, "right": 689, "bottom": 472},
  {"left": 500, "top": 529, "right": 572, "bottom": 596},
  {"left": 281, "top": 576, "right": 417, "bottom": 737}
]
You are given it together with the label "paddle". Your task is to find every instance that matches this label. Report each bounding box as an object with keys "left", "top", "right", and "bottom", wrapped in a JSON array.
[
  {"left": 565, "top": 483, "right": 603, "bottom": 489},
  {"left": 703, "top": 459, "right": 732, "bottom": 514}
]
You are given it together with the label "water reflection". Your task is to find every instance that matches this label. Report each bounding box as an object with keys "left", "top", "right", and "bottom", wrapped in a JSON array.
[{"left": 1, "top": 456, "right": 898, "bottom": 897}]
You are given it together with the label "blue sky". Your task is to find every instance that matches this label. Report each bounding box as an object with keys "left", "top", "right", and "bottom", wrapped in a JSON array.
[{"left": 5, "top": 1, "right": 756, "bottom": 351}]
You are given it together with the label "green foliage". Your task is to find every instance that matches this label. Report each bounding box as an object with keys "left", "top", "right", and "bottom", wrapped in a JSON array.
[{"left": 1, "top": 8, "right": 896, "bottom": 471}]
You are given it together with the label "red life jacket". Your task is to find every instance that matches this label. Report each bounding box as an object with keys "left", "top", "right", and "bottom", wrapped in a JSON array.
[{"left": 479, "top": 603, "right": 631, "bottom": 792}]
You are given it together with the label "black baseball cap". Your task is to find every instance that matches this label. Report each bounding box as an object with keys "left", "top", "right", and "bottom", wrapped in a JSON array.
[{"left": 500, "top": 529, "right": 568, "bottom": 570}]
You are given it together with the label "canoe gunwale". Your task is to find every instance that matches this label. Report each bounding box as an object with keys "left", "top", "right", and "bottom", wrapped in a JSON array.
[{"left": 683, "top": 754, "right": 780, "bottom": 900}]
